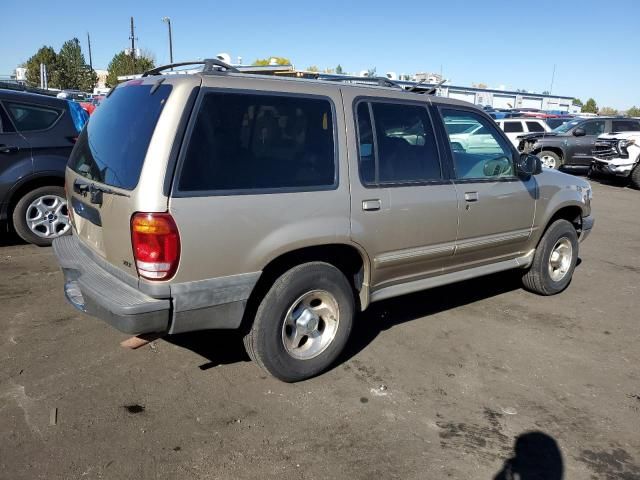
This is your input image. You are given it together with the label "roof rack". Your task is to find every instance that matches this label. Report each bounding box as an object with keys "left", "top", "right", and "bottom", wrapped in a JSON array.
[
  {"left": 142, "top": 58, "right": 239, "bottom": 77},
  {"left": 313, "top": 73, "right": 445, "bottom": 95}
]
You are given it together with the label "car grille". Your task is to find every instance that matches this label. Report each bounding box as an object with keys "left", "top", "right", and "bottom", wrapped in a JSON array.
[{"left": 593, "top": 140, "right": 618, "bottom": 160}]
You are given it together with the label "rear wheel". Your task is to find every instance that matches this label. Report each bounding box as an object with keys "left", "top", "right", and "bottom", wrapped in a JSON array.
[
  {"left": 243, "top": 262, "right": 354, "bottom": 382},
  {"left": 12, "top": 186, "right": 70, "bottom": 246},
  {"left": 522, "top": 219, "right": 578, "bottom": 295},
  {"left": 537, "top": 151, "right": 562, "bottom": 170},
  {"left": 629, "top": 163, "right": 640, "bottom": 190}
]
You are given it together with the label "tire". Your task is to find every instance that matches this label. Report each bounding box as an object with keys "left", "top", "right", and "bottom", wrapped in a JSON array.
[
  {"left": 12, "top": 186, "right": 71, "bottom": 246},
  {"left": 537, "top": 151, "right": 562, "bottom": 170},
  {"left": 243, "top": 262, "right": 355, "bottom": 382},
  {"left": 522, "top": 219, "right": 579, "bottom": 296},
  {"left": 629, "top": 163, "right": 640, "bottom": 190}
]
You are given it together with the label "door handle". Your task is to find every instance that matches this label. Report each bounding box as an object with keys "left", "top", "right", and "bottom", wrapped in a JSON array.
[
  {"left": 0, "top": 145, "right": 19, "bottom": 154},
  {"left": 464, "top": 191, "right": 479, "bottom": 202},
  {"left": 362, "top": 199, "right": 381, "bottom": 211}
]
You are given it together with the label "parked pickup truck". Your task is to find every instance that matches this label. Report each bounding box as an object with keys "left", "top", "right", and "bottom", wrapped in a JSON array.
[
  {"left": 518, "top": 117, "right": 640, "bottom": 170},
  {"left": 592, "top": 132, "right": 640, "bottom": 189}
]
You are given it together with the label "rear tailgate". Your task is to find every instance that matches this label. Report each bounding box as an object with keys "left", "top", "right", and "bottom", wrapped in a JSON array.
[{"left": 65, "top": 77, "right": 198, "bottom": 279}]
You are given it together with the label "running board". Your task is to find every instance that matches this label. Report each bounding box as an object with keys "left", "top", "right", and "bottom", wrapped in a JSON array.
[{"left": 370, "top": 250, "right": 535, "bottom": 303}]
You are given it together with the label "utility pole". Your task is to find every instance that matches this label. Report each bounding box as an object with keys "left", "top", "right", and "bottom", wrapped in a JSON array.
[
  {"left": 162, "top": 17, "right": 174, "bottom": 68},
  {"left": 87, "top": 32, "right": 93, "bottom": 70},
  {"left": 129, "top": 16, "right": 136, "bottom": 70},
  {"left": 549, "top": 64, "right": 556, "bottom": 95}
]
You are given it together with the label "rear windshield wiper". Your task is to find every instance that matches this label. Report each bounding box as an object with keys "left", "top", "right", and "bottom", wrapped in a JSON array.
[{"left": 73, "top": 179, "right": 129, "bottom": 206}]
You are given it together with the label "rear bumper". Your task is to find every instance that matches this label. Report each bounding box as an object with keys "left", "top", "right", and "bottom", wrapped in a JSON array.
[
  {"left": 53, "top": 235, "right": 171, "bottom": 334},
  {"left": 53, "top": 235, "right": 261, "bottom": 335}
]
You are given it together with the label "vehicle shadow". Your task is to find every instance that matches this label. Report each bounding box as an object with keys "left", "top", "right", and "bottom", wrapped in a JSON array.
[
  {"left": 165, "top": 329, "right": 250, "bottom": 370},
  {"left": 587, "top": 173, "right": 632, "bottom": 189},
  {"left": 0, "top": 229, "right": 27, "bottom": 247},
  {"left": 337, "top": 270, "right": 524, "bottom": 366},
  {"left": 493, "top": 431, "right": 563, "bottom": 479}
]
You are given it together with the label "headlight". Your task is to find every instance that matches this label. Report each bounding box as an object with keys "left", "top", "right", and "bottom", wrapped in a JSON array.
[{"left": 618, "top": 139, "right": 635, "bottom": 152}]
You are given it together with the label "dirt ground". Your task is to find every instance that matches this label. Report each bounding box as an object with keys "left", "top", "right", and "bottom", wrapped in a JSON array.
[{"left": 1, "top": 180, "right": 639, "bottom": 480}]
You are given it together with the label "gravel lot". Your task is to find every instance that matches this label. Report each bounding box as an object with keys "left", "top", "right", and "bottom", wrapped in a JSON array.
[{"left": 1, "top": 180, "right": 639, "bottom": 480}]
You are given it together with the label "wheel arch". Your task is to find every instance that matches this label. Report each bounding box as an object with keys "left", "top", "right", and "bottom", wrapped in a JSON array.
[
  {"left": 244, "top": 243, "right": 372, "bottom": 331},
  {"left": 534, "top": 146, "right": 565, "bottom": 160}
]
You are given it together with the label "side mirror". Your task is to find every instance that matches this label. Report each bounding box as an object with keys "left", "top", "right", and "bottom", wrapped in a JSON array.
[
  {"left": 573, "top": 127, "right": 586, "bottom": 137},
  {"left": 516, "top": 153, "right": 542, "bottom": 177}
]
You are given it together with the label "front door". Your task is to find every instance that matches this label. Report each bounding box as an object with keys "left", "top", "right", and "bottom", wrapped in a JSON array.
[
  {"left": 437, "top": 107, "right": 536, "bottom": 270},
  {"left": 570, "top": 119, "right": 606, "bottom": 165},
  {"left": 344, "top": 91, "right": 459, "bottom": 293}
]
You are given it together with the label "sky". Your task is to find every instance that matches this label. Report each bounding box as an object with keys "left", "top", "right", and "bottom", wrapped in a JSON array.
[{"left": 2, "top": 0, "right": 639, "bottom": 109}]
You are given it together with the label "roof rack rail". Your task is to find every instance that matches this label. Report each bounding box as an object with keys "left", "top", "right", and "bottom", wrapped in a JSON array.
[
  {"left": 142, "top": 58, "right": 239, "bottom": 77},
  {"left": 314, "top": 73, "right": 445, "bottom": 95}
]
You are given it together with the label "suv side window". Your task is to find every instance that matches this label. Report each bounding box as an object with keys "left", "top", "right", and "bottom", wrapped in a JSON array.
[
  {"left": 178, "top": 92, "right": 336, "bottom": 192},
  {"left": 503, "top": 121, "right": 524, "bottom": 133},
  {"left": 0, "top": 104, "right": 14, "bottom": 133},
  {"left": 356, "top": 101, "right": 441, "bottom": 184},
  {"left": 526, "top": 121, "right": 545, "bottom": 132},
  {"left": 612, "top": 120, "right": 640, "bottom": 132},
  {"left": 441, "top": 109, "right": 515, "bottom": 179},
  {"left": 4, "top": 101, "right": 61, "bottom": 132},
  {"left": 583, "top": 120, "right": 605, "bottom": 136}
]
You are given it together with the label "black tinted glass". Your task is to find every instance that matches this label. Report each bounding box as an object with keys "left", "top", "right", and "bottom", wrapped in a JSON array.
[
  {"left": 357, "top": 102, "right": 441, "bottom": 185},
  {"left": 526, "top": 121, "right": 545, "bottom": 132},
  {"left": 356, "top": 102, "right": 375, "bottom": 183},
  {"left": 5, "top": 102, "right": 61, "bottom": 131},
  {"left": 178, "top": 92, "right": 335, "bottom": 192},
  {"left": 504, "top": 121, "right": 523, "bottom": 133},
  {"left": 612, "top": 120, "right": 640, "bottom": 132},
  {"left": 68, "top": 84, "right": 172, "bottom": 190},
  {"left": 583, "top": 121, "right": 605, "bottom": 136}
]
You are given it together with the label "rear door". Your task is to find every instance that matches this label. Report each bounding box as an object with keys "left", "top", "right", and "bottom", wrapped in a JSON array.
[
  {"left": 502, "top": 120, "right": 525, "bottom": 146},
  {"left": 436, "top": 106, "right": 536, "bottom": 269},
  {"left": 0, "top": 102, "right": 32, "bottom": 207},
  {"left": 343, "top": 90, "right": 459, "bottom": 293}
]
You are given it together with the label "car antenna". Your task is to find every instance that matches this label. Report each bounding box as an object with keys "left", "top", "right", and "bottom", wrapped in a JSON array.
[
  {"left": 407, "top": 78, "right": 427, "bottom": 92},
  {"left": 421, "top": 78, "right": 447, "bottom": 95}
]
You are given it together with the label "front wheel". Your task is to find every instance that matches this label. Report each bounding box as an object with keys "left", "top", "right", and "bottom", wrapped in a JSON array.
[
  {"left": 243, "top": 262, "right": 354, "bottom": 382},
  {"left": 537, "top": 151, "right": 562, "bottom": 170},
  {"left": 12, "top": 186, "right": 71, "bottom": 246},
  {"left": 522, "top": 219, "right": 579, "bottom": 295}
]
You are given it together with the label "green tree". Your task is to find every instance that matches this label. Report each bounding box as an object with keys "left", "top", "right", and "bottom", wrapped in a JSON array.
[
  {"left": 24, "top": 46, "right": 58, "bottom": 88},
  {"left": 52, "top": 38, "right": 97, "bottom": 91},
  {"left": 252, "top": 56, "right": 291, "bottom": 66},
  {"left": 105, "top": 51, "right": 155, "bottom": 87},
  {"left": 335, "top": 64, "right": 343, "bottom": 74},
  {"left": 599, "top": 106, "right": 618, "bottom": 116},
  {"left": 307, "top": 65, "right": 319, "bottom": 72},
  {"left": 582, "top": 98, "right": 598, "bottom": 113},
  {"left": 626, "top": 106, "right": 640, "bottom": 117},
  {"left": 572, "top": 98, "right": 583, "bottom": 107},
  {"left": 366, "top": 67, "right": 377, "bottom": 77}
]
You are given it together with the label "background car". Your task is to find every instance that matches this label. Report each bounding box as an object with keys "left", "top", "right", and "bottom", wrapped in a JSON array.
[
  {"left": 518, "top": 117, "right": 640, "bottom": 169},
  {"left": 496, "top": 117, "right": 551, "bottom": 146},
  {"left": 0, "top": 89, "right": 88, "bottom": 245}
]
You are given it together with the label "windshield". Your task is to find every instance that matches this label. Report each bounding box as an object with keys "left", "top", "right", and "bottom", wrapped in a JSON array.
[
  {"left": 68, "top": 83, "right": 172, "bottom": 190},
  {"left": 553, "top": 119, "right": 581, "bottom": 133}
]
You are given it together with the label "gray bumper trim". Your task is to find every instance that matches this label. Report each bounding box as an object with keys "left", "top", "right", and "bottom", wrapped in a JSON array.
[{"left": 54, "top": 235, "right": 170, "bottom": 334}]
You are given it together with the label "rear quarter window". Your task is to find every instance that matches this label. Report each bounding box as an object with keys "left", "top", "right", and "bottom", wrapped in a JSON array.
[
  {"left": 177, "top": 91, "right": 336, "bottom": 193},
  {"left": 4, "top": 101, "right": 62, "bottom": 131},
  {"left": 68, "top": 83, "right": 172, "bottom": 190}
]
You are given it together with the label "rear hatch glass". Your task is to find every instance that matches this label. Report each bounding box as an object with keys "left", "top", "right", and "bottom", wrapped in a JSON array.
[{"left": 68, "top": 82, "right": 172, "bottom": 190}]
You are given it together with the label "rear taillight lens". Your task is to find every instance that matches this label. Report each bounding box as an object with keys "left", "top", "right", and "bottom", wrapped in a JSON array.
[{"left": 131, "top": 212, "right": 180, "bottom": 280}]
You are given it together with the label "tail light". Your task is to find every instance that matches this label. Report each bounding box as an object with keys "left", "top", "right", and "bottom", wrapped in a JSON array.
[{"left": 131, "top": 212, "right": 180, "bottom": 280}]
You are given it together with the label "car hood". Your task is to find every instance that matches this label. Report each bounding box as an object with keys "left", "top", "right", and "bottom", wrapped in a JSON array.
[
  {"left": 598, "top": 132, "right": 640, "bottom": 141},
  {"left": 517, "top": 132, "right": 560, "bottom": 140}
]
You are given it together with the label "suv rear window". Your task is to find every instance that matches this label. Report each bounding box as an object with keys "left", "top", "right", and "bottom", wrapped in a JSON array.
[
  {"left": 526, "top": 121, "right": 545, "bottom": 132},
  {"left": 503, "top": 121, "right": 523, "bottom": 133},
  {"left": 4, "top": 101, "right": 62, "bottom": 131},
  {"left": 177, "top": 92, "right": 336, "bottom": 193},
  {"left": 68, "top": 83, "right": 172, "bottom": 190}
]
